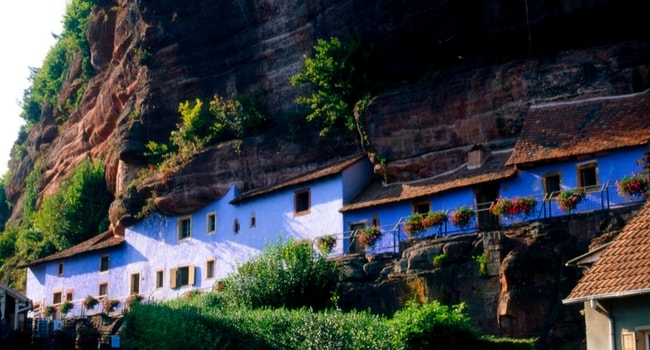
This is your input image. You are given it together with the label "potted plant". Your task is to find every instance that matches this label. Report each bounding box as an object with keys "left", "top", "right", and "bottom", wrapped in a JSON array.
[
  {"left": 357, "top": 226, "right": 381, "bottom": 249},
  {"left": 617, "top": 173, "right": 650, "bottom": 199},
  {"left": 316, "top": 235, "right": 336, "bottom": 255},
  {"left": 489, "top": 196, "right": 537, "bottom": 218},
  {"left": 43, "top": 305, "right": 57, "bottom": 318},
  {"left": 83, "top": 295, "right": 99, "bottom": 311},
  {"left": 60, "top": 300, "right": 73, "bottom": 318},
  {"left": 404, "top": 211, "right": 448, "bottom": 236},
  {"left": 450, "top": 206, "right": 475, "bottom": 230},
  {"left": 557, "top": 188, "right": 586, "bottom": 212},
  {"left": 404, "top": 214, "right": 425, "bottom": 236},
  {"left": 103, "top": 298, "right": 120, "bottom": 315}
]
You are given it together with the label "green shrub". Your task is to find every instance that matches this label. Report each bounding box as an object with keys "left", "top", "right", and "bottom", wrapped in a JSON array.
[
  {"left": 218, "top": 237, "right": 339, "bottom": 310},
  {"left": 433, "top": 253, "right": 448, "bottom": 267},
  {"left": 32, "top": 158, "right": 112, "bottom": 250},
  {"left": 473, "top": 254, "right": 488, "bottom": 277}
]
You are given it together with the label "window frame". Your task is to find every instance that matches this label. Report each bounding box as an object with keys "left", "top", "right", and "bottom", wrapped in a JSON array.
[
  {"left": 411, "top": 201, "right": 431, "bottom": 215},
  {"left": 155, "top": 270, "right": 164, "bottom": 289},
  {"left": 130, "top": 272, "right": 141, "bottom": 295},
  {"left": 99, "top": 254, "right": 110, "bottom": 273},
  {"left": 65, "top": 290, "right": 73, "bottom": 302},
  {"left": 542, "top": 172, "right": 562, "bottom": 198},
  {"left": 57, "top": 261, "right": 64, "bottom": 277},
  {"left": 250, "top": 212, "right": 256, "bottom": 228},
  {"left": 294, "top": 188, "right": 311, "bottom": 216},
  {"left": 577, "top": 161, "right": 599, "bottom": 191},
  {"left": 170, "top": 265, "right": 195, "bottom": 289},
  {"left": 206, "top": 212, "right": 217, "bottom": 234},
  {"left": 206, "top": 259, "right": 215, "bottom": 280},
  {"left": 53, "top": 291, "right": 62, "bottom": 305},
  {"left": 98, "top": 282, "right": 108, "bottom": 297},
  {"left": 178, "top": 216, "right": 192, "bottom": 241}
]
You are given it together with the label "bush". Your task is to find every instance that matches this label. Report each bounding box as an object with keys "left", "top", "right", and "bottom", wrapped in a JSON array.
[{"left": 217, "top": 237, "right": 339, "bottom": 310}]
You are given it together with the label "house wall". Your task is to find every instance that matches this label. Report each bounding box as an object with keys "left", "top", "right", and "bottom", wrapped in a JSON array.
[
  {"left": 343, "top": 187, "right": 477, "bottom": 253},
  {"left": 583, "top": 295, "right": 650, "bottom": 350},
  {"left": 501, "top": 146, "right": 646, "bottom": 198},
  {"left": 25, "top": 248, "right": 127, "bottom": 317},
  {"left": 124, "top": 173, "right": 354, "bottom": 301}
]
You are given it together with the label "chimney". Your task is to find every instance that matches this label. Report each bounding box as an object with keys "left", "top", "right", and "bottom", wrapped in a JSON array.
[{"left": 468, "top": 145, "right": 488, "bottom": 169}]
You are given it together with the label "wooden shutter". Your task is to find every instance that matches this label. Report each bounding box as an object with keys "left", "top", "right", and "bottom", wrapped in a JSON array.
[
  {"left": 188, "top": 265, "right": 195, "bottom": 286},
  {"left": 170, "top": 268, "right": 177, "bottom": 289},
  {"left": 621, "top": 331, "right": 636, "bottom": 350}
]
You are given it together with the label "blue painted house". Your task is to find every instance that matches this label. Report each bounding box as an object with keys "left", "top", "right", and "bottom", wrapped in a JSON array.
[
  {"left": 500, "top": 90, "right": 650, "bottom": 219},
  {"left": 340, "top": 147, "right": 518, "bottom": 253},
  {"left": 23, "top": 154, "right": 373, "bottom": 317}
]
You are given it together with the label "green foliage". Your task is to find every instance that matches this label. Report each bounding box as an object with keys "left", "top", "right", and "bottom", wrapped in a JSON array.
[
  {"left": 291, "top": 37, "right": 362, "bottom": 136},
  {"left": 122, "top": 295, "right": 533, "bottom": 350},
  {"left": 217, "top": 237, "right": 339, "bottom": 310},
  {"left": 20, "top": 0, "right": 95, "bottom": 125},
  {"left": 32, "top": 158, "right": 112, "bottom": 251},
  {"left": 388, "top": 300, "right": 480, "bottom": 349},
  {"left": 145, "top": 94, "right": 269, "bottom": 167},
  {"left": 0, "top": 182, "right": 11, "bottom": 232},
  {"left": 432, "top": 253, "right": 448, "bottom": 268},
  {"left": 22, "top": 162, "right": 43, "bottom": 228},
  {"left": 473, "top": 254, "right": 488, "bottom": 277}
]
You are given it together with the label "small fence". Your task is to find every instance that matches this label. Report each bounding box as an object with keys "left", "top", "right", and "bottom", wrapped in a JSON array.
[{"left": 314, "top": 180, "right": 646, "bottom": 257}]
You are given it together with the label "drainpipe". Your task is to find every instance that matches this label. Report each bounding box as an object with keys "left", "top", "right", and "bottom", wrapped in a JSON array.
[{"left": 590, "top": 299, "right": 615, "bottom": 350}]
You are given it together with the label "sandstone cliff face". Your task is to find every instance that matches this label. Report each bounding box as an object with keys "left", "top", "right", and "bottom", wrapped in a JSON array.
[{"left": 5, "top": 0, "right": 650, "bottom": 345}]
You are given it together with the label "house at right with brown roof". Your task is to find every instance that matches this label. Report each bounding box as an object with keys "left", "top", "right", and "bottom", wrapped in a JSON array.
[
  {"left": 563, "top": 200, "right": 650, "bottom": 350},
  {"left": 500, "top": 89, "right": 650, "bottom": 220}
]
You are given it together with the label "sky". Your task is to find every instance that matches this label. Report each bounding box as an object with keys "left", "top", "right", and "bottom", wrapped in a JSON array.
[{"left": 0, "top": 1, "right": 68, "bottom": 175}]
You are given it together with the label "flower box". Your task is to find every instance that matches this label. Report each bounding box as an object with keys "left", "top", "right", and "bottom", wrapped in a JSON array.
[
  {"left": 489, "top": 196, "right": 537, "bottom": 218},
  {"left": 404, "top": 211, "right": 448, "bottom": 237},
  {"left": 557, "top": 188, "right": 586, "bottom": 212},
  {"left": 617, "top": 173, "right": 649, "bottom": 200},
  {"left": 316, "top": 235, "right": 336, "bottom": 255},
  {"left": 358, "top": 226, "right": 382, "bottom": 248},
  {"left": 450, "top": 206, "right": 475, "bottom": 230}
]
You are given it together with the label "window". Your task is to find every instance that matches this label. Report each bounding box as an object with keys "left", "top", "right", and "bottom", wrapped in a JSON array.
[
  {"left": 294, "top": 189, "right": 311, "bottom": 215},
  {"left": 233, "top": 218, "right": 240, "bottom": 234},
  {"left": 170, "top": 265, "right": 195, "bottom": 289},
  {"left": 577, "top": 162, "right": 598, "bottom": 189},
  {"left": 206, "top": 259, "right": 215, "bottom": 279},
  {"left": 178, "top": 216, "right": 192, "bottom": 240},
  {"left": 65, "top": 290, "right": 73, "bottom": 302},
  {"left": 99, "top": 283, "right": 108, "bottom": 297},
  {"left": 543, "top": 172, "right": 561, "bottom": 197},
  {"left": 57, "top": 262, "right": 64, "bottom": 277},
  {"left": 100, "top": 255, "right": 110, "bottom": 272},
  {"left": 412, "top": 201, "right": 431, "bottom": 215},
  {"left": 372, "top": 213, "right": 380, "bottom": 227},
  {"left": 130, "top": 273, "right": 140, "bottom": 295},
  {"left": 206, "top": 212, "right": 216, "bottom": 234},
  {"left": 250, "top": 212, "right": 256, "bottom": 228},
  {"left": 156, "top": 270, "right": 164, "bottom": 289},
  {"left": 53, "top": 292, "right": 62, "bottom": 304}
]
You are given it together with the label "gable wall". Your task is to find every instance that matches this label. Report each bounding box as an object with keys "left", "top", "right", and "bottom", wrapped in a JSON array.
[
  {"left": 26, "top": 248, "right": 126, "bottom": 317},
  {"left": 124, "top": 175, "right": 347, "bottom": 301}
]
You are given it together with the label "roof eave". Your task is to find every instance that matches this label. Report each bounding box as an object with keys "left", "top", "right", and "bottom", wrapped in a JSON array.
[{"left": 563, "top": 287, "right": 650, "bottom": 305}]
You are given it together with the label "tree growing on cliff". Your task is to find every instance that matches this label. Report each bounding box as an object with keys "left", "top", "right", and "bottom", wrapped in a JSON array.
[{"left": 291, "top": 37, "right": 365, "bottom": 137}]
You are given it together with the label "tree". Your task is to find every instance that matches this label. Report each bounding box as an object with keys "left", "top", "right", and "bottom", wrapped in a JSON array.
[{"left": 290, "top": 37, "right": 361, "bottom": 136}]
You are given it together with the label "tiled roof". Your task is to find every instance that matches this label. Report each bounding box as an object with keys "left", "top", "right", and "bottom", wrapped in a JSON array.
[
  {"left": 19, "top": 231, "right": 125, "bottom": 268},
  {"left": 563, "top": 201, "right": 650, "bottom": 304},
  {"left": 507, "top": 90, "right": 650, "bottom": 166},
  {"left": 230, "top": 154, "right": 367, "bottom": 204},
  {"left": 340, "top": 149, "right": 516, "bottom": 212}
]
